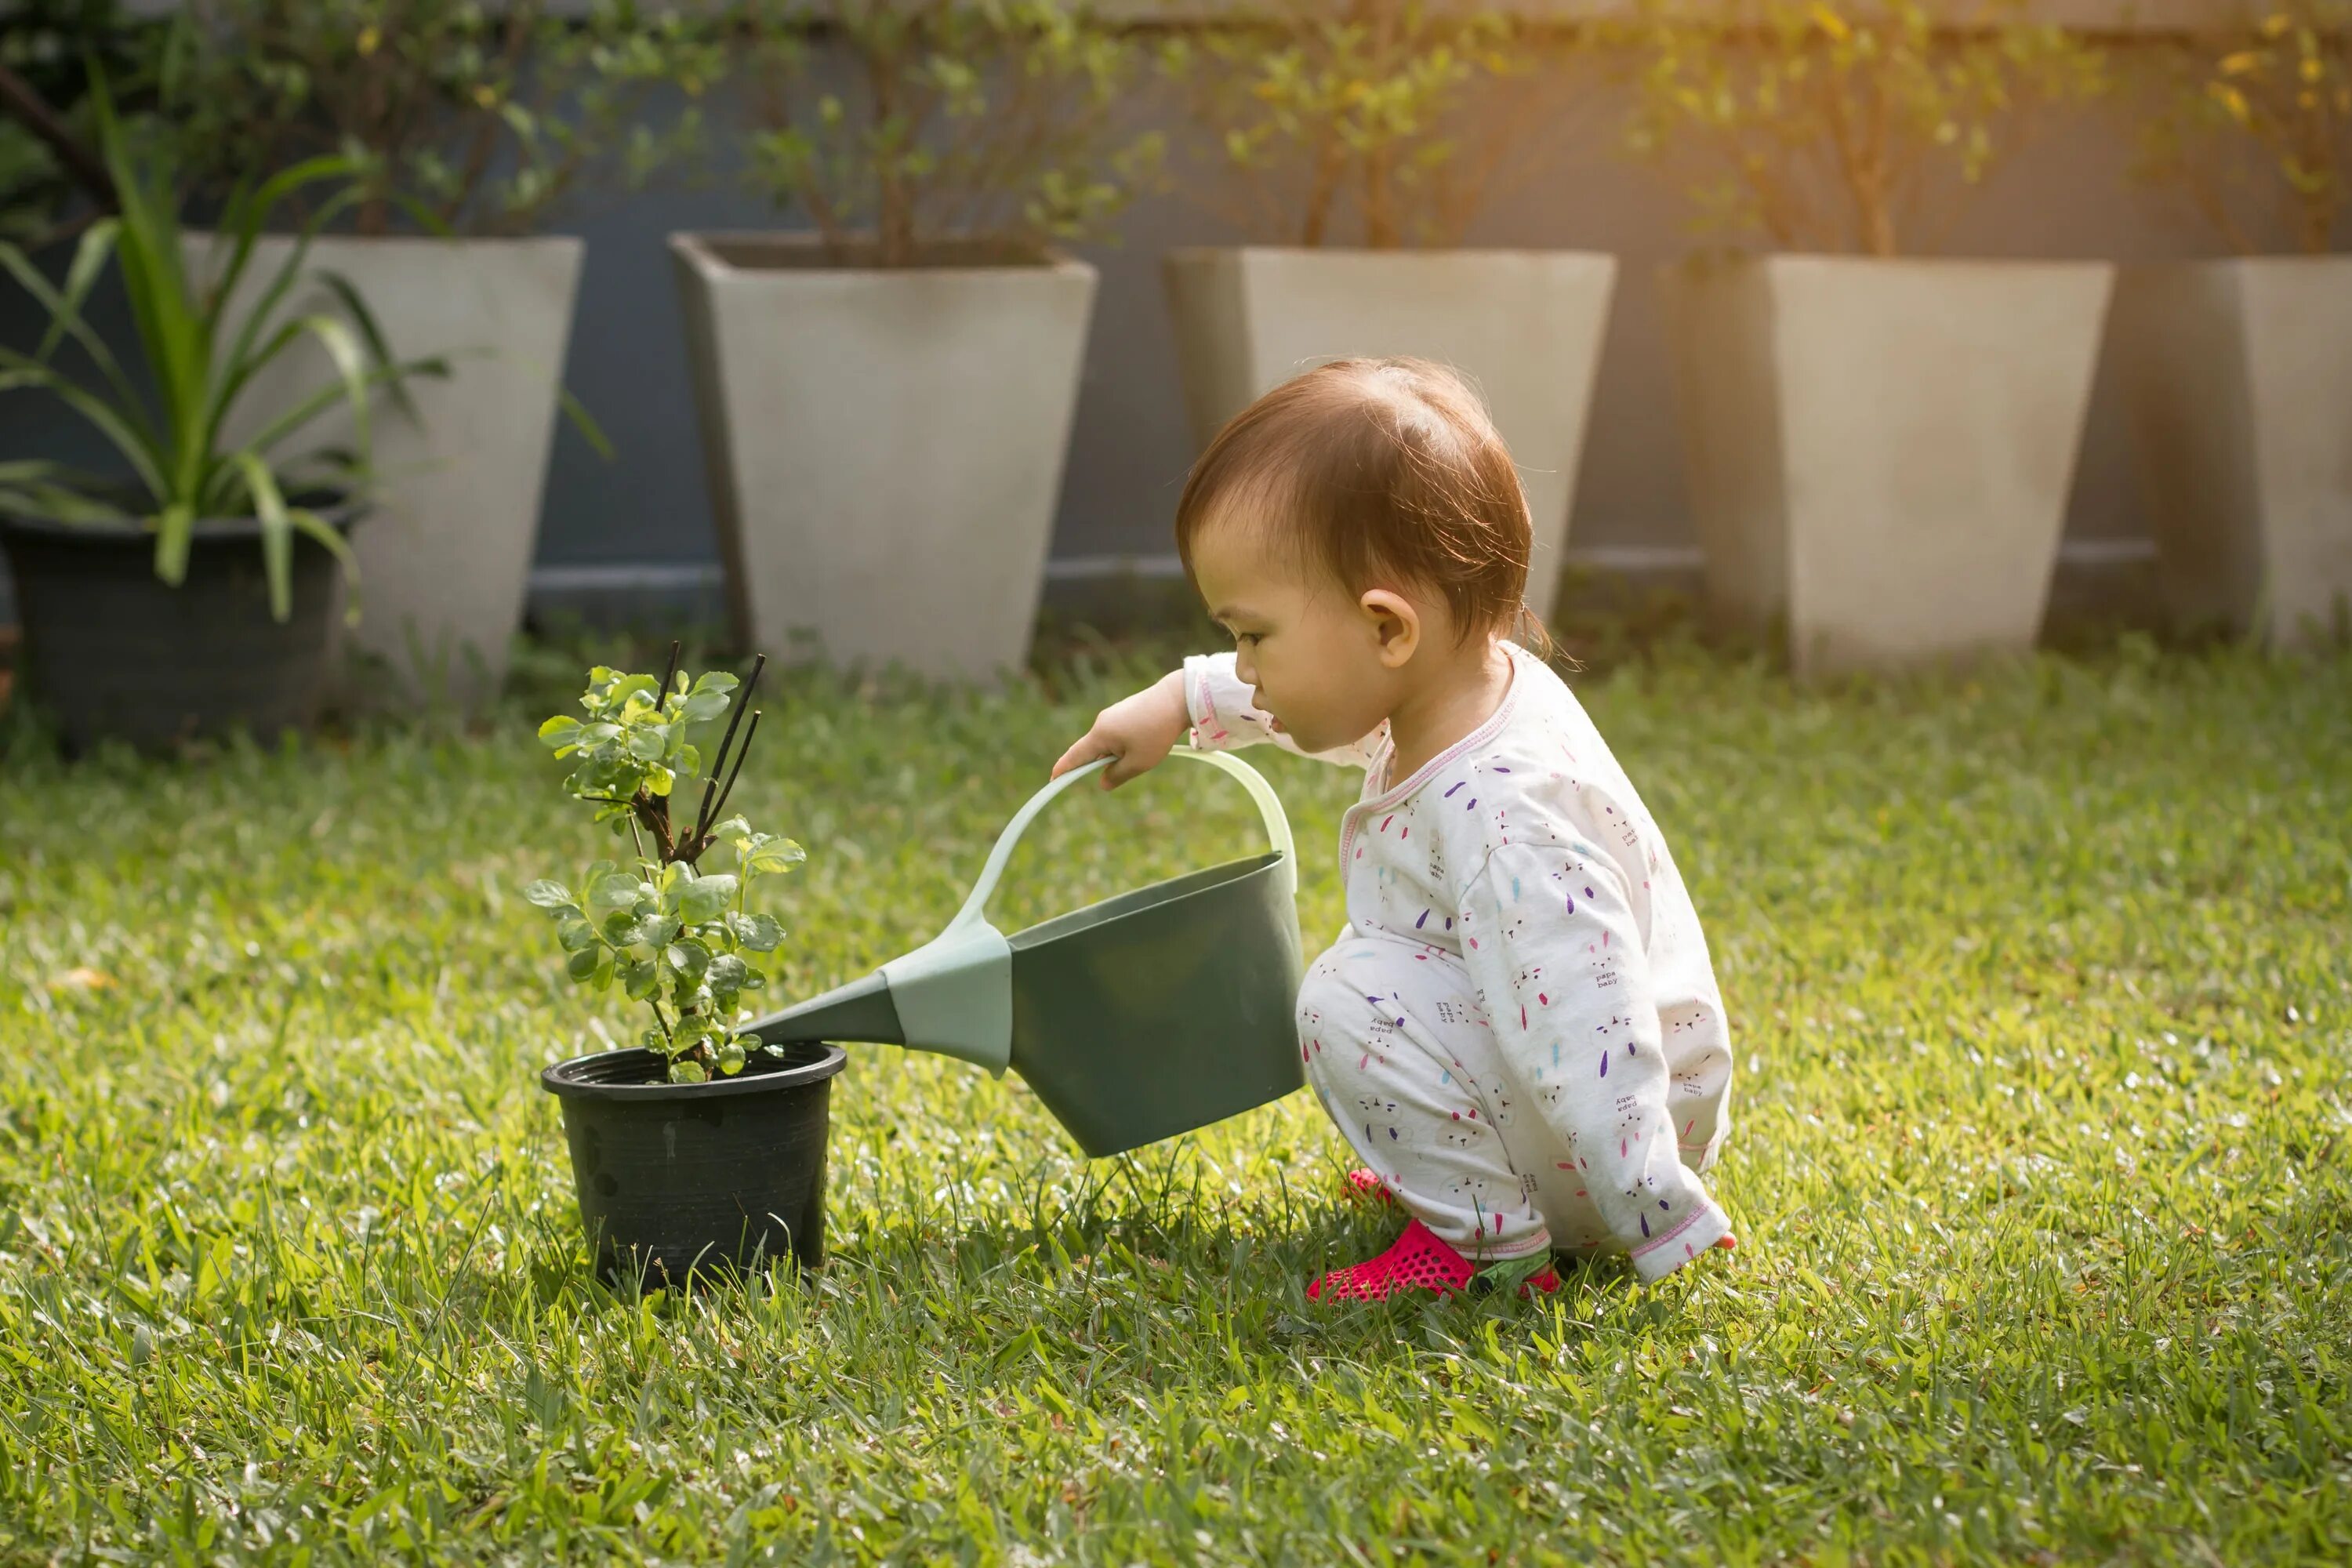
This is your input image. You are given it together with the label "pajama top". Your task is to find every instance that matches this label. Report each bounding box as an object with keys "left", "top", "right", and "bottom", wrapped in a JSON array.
[{"left": 1183, "top": 643, "right": 1736, "bottom": 1276}]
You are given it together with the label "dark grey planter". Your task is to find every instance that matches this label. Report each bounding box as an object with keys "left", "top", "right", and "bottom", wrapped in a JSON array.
[
  {"left": 0, "top": 500, "right": 362, "bottom": 753},
  {"left": 541, "top": 1041, "right": 848, "bottom": 1286}
]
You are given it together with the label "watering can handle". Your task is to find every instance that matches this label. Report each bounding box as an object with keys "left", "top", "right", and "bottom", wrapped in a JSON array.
[
  {"left": 945, "top": 749, "right": 1294, "bottom": 932},
  {"left": 855, "top": 750, "right": 1295, "bottom": 1076}
]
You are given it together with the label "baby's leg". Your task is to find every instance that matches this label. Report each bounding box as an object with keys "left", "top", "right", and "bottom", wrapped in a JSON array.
[{"left": 1297, "top": 936, "right": 1551, "bottom": 1261}]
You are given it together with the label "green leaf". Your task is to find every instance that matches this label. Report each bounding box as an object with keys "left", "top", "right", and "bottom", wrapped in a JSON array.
[
  {"left": 678, "top": 874, "right": 739, "bottom": 924},
  {"left": 626, "top": 913, "right": 682, "bottom": 951},
  {"left": 667, "top": 1058, "right": 709, "bottom": 1084},
  {"left": 230, "top": 451, "right": 297, "bottom": 622},
  {"left": 588, "top": 873, "right": 642, "bottom": 918},
  {"left": 555, "top": 916, "right": 598, "bottom": 953},
  {"left": 735, "top": 913, "right": 786, "bottom": 953},
  {"left": 708, "top": 952, "right": 753, "bottom": 998},
  {"left": 623, "top": 957, "right": 662, "bottom": 1001},
  {"left": 560, "top": 385, "right": 614, "bottom": 460},
  {"left": 524, "top": 880, "right": 574, "bottom": 909},
  {"left": 539, "top": 716, "right": 583, "bottom": 750},
  {"left": 565, "top": 947, "right": 601, "bottom": 982},
  {"left": 745, "top": 839, "right": 806, "bottom": 877}
]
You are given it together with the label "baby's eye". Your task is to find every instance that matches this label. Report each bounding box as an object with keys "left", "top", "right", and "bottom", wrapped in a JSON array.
[{"left": 1236, "top": 632, "right": 1263, "bottom": 647}]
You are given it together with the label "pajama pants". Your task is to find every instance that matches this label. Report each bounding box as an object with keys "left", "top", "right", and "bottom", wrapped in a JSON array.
[{"left": 1298, "top": 929, "right": 1704, "bottom": 1265}]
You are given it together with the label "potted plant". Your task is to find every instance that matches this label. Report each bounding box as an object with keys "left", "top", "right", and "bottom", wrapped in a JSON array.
[
  {"left": 531, "top": 648, "right": 847, "bottom": 1284},
  {"left": 671, "top": 0, "right": 1156, "bottom": 683},
  {"left": 1628, "top": 0, "right": 2111, "bottom": 676},
  {"left": 1158, "top": 2, "right": 1613, "bottom": 625},
  {"left": 0, "top": 79, "right": 434, "bottom": 751},
  {"left": 158, "top": 0, "right": 722, "bottom": 711},
  {"left": 2108, "top": 2, "right": 2352, "bottom": 649}
]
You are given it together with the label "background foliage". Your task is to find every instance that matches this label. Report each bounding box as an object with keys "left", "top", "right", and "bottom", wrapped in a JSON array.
[{"left": 1626, "top": 0, "right": 2107, "bottom": 255}]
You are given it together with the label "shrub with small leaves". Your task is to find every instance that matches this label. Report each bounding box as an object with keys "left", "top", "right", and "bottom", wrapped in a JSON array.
[
  {"left": 2132, "top": 3, "right": 2350, "bottom": 254},
  {"left": 159, "top": 0, "right": 726, "bottom": 237},
  {"left": 531, "top": 652, "right": 800, "bottom": 1083},
  {"left": 1625, "top": 0, "right": 2106, "bottom": 256},
  {"left": 1159, "top": 1, "right": 1552, "bottom": 249},
  {"left": 728, "top": 0, "right": 1160, "bottom": 268}
]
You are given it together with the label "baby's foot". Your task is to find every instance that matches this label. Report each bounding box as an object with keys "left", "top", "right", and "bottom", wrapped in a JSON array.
[{"left": 1307, "top": 1219, "right": 1560, "bottom": 1303}]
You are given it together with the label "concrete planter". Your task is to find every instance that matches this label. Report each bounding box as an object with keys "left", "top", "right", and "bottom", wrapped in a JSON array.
[
  {"left": 195, "top": 234, "right": 584, "bottom": 711},
  {"left": 1659, "top": 254, "right": 2114, "bottom": 677},
  {"left": 1162, "top": 247, "right": 1617, "bottom": 625},
  {"left": 671, "top": 234, "right": 1096, "bottom": 682},
  {"left": 2108, "top": 256, "right": 2352, "bottom": 649}
]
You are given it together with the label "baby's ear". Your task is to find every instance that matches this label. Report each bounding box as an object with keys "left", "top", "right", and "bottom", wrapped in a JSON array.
[{"left": 1359, "top": 587, "right": 1421, "bottom": 666}]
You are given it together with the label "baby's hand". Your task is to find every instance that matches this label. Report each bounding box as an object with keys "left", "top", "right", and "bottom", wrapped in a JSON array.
[{"left": 1052, "top": 670, "right": 1190, "bottom": 789}]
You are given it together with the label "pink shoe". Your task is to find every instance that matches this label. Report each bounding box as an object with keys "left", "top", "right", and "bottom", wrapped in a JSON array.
[
  {"left": 1344, "top": 1168, "right": 1396, "bottom": 1207},
  {"left": 1307, "top": 1219, "right": 1562, "bottom": 1303}
]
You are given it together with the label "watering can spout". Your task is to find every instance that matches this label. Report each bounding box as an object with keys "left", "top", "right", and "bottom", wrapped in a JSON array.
[
  {"left": 753, "top": 922, "right": 1017, "bottom": 1075},
  {"left": 756, "top": 970, "right": 906, "bottom": 1049}
]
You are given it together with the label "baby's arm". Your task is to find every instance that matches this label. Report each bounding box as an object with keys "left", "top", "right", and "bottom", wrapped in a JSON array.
[
  {"left": 1051, "top": 654, "right": 1379, "bottom": 789},
  {"left": 1457, "top": 837, "right": 1733, "bottom": 1279}
]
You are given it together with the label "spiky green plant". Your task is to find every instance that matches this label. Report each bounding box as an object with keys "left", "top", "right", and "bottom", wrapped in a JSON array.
[{"left": 0, "top": 68, "right": 445, "bottom": 620}]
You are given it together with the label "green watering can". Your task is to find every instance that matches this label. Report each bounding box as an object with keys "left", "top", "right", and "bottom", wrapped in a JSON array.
[{"left": 749, "top": 750, "right": 1306, "bottom": 1158}]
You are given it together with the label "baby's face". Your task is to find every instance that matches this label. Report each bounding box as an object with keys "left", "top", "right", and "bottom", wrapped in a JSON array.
[{"left": 1191, "top": 517, "right": 1405, "bottom": 755}]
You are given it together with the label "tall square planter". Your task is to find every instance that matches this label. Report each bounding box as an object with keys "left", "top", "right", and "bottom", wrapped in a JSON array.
[
  {"left": 1660, "top": 254, "right": 2114, "bottom": 677},
  {"left": 2107, "top": 257, "right": 2352, "bottom": 649},
  {"left": 1163, "top": 247, "right": 1617, "bottom": 626},
  {"left": 195, "top": 234, "right": 585, "bottom": 711},
  {"left": 671, "top": 234, "right": 1096, "bottom": 683}
]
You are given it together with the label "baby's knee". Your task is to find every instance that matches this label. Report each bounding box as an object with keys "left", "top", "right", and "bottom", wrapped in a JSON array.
[
  {"left": 1296, "top": 953, "right": 1385, "bottom": 1087},
  {"left": 1294, "top": 950, "right": 1363, "bottom": 1035}
]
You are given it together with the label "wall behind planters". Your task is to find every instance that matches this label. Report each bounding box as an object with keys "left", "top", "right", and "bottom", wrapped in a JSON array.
[{"left": 3, "top": 16, "right": 2342, "bottom": 633}]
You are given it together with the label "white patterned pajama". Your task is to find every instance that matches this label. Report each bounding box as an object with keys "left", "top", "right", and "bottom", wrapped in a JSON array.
[
  {"left": 1300, "top": 929, "right": 1729, "bottom": 1276},
  {"left": 1186, "top": 643, "right": 1737, "bottom": 1281}
]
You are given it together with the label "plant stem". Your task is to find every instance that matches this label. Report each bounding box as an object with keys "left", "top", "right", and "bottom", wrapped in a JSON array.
[
  {"left": 684, "top": 653, "right": 767, "bottom": 858},
  {"left": 702, "top": 711, "right": 762, "bottom": 838},
  {"left": 633, "top": 789, "right": 677, "bottom": 864}
]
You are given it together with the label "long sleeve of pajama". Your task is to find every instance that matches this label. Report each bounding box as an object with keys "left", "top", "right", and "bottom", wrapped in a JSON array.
[{"left": 1183, "top": 644, "right": 1737, "bottom": 1280}]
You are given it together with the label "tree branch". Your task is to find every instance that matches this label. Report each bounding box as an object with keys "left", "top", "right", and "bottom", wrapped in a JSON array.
[{"left": 0, "top": 60, "right": 114, "bottom": 212}]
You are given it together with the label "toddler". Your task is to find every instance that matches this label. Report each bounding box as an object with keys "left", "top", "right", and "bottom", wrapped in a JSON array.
[{"left": 1054, "top": 359, "right": 1736, "bottom": 1301}]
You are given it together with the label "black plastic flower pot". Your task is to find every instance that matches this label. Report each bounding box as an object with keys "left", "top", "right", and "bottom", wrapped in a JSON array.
[
  {"left": 540, "top": 1042, "right": 848, "bottom": 1287},
  {"left": 0, "top": 502, "right": 361, "bottom": 754}
]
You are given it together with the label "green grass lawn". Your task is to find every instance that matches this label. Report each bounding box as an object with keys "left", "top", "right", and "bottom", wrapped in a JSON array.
[{"left": 2, "top": 638, "right": 2349, "bottom": 1564}]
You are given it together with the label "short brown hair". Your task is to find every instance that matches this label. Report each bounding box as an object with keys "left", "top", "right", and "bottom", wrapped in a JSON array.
[{"left": 1174, "top": 358, "right": 1534, "bottom": 645}]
